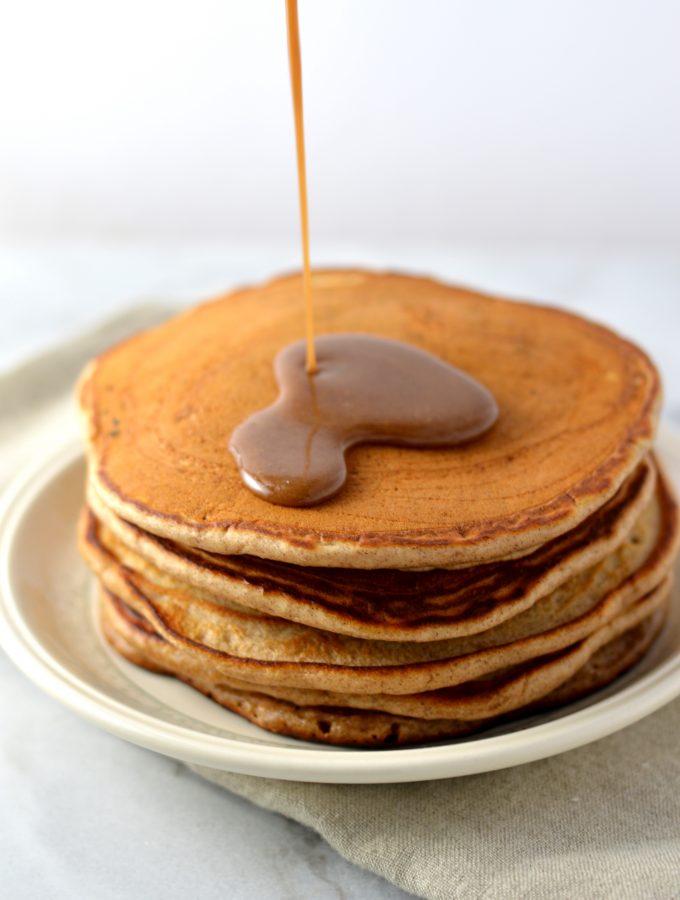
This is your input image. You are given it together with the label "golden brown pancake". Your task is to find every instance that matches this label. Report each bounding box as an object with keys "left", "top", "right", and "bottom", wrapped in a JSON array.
[
  {"left": 99, "top": 587, "right": 669, "bottom": 747},
  {"left": 85, "top": 457, "right": 658, "bottom": 641},
  {"left": 79, "top": 271, "right": 661, "bottom": 569},
  {"left": 79, "top": 465, "right": 678, "bottom": 699},
  {"left": 77, "top": 269, "right": 677, "bottom": 748}
]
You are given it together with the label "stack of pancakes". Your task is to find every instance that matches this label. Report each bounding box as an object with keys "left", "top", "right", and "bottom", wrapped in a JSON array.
[{"left": 77, "top": 271, "right": 679, "bottom": 747}]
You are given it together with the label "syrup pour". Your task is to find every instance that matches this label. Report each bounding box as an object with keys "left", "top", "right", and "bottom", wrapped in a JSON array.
[
  {"left": 229, "top": 335, "right": 498, "bottom": 507},
  {"left": 285, "top": 0, "right": 316, "bottom": 374},
  {"left": 229, "top": 7, "right": 500, "bottom": 508}
]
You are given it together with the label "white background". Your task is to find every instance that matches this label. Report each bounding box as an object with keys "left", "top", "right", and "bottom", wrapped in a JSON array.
[{"left": 1, "top": 0, "right": 679, "bottom": 245}]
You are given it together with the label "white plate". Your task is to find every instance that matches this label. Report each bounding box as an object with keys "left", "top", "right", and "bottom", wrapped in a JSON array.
[{"left": 1, "top": 429, "right": 680, "bottom": 784}]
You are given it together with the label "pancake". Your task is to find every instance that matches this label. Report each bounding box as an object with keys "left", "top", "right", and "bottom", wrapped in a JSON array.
[
  {"left": 77, "top": 269, "right": 677, "bottom": 748},
  {"left": 79, "top": 270, "right": 661, "bottom": 569},
  {"left": 85, "top": 456, "right": 657, "bottom": 641},
  {"left": 79, "top": 465, "right": 678, "bottom": 697},
  {"left": 148, "top": 580, "right": 671, "bottom": 720},
  {"left": 99, "top": 587, "right": 669, "bottom": 747}
]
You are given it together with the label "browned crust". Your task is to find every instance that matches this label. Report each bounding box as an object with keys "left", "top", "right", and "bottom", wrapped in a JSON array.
[
  {"left": 85, "top": 457, "right": 660, "bottom": 641},
  {"left": 100, "top": 589, "right": 668, "bottom": 748},
  {"left": 104, "top": 577, "right": 673, "bottom": 718},
  {"left": 79, "top": 475, "right": 678, "bottom": 697}
]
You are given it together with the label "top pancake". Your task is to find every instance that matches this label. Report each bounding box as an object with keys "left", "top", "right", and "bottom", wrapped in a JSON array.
[{"left": 79, "top": 270, "right": 661, "bottom": 569}]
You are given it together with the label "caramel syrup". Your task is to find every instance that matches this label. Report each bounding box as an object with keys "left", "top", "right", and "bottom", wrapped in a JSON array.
[
  {"left": 229, "top": 335, "right": 498, "bottom": 507},
  {"left": 228, "top": 7, "right": 500, "bottom": 508},
  {"left": 285, "top": 0, "right": 316, "bottom": 374}
]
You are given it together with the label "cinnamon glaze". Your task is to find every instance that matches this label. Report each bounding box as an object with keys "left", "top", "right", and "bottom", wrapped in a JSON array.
[
  {"left": 230, "top": 7, "right": 500, "bottom": 508},
  {"left": 229, "top": 334, "right": 498, "bottom": 507}
]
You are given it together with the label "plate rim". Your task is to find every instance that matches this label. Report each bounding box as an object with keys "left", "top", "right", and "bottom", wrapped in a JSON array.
[{"left": 1, "top": 428, "right": 680, "bottom": 784}]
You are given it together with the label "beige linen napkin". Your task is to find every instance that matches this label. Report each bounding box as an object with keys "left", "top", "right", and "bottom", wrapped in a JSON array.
[{"left": 2, "top": 309, "right": 680, "bottom": 900}]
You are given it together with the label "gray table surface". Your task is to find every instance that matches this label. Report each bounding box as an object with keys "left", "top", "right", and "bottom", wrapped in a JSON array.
[{"left": 2, "top": 240, "right": 679, "bottom": 900}]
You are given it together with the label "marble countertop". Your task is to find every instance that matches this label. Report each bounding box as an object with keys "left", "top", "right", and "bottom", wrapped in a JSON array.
[{"left": 2, "top": 240, "right": 679, "bottom": 900}]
